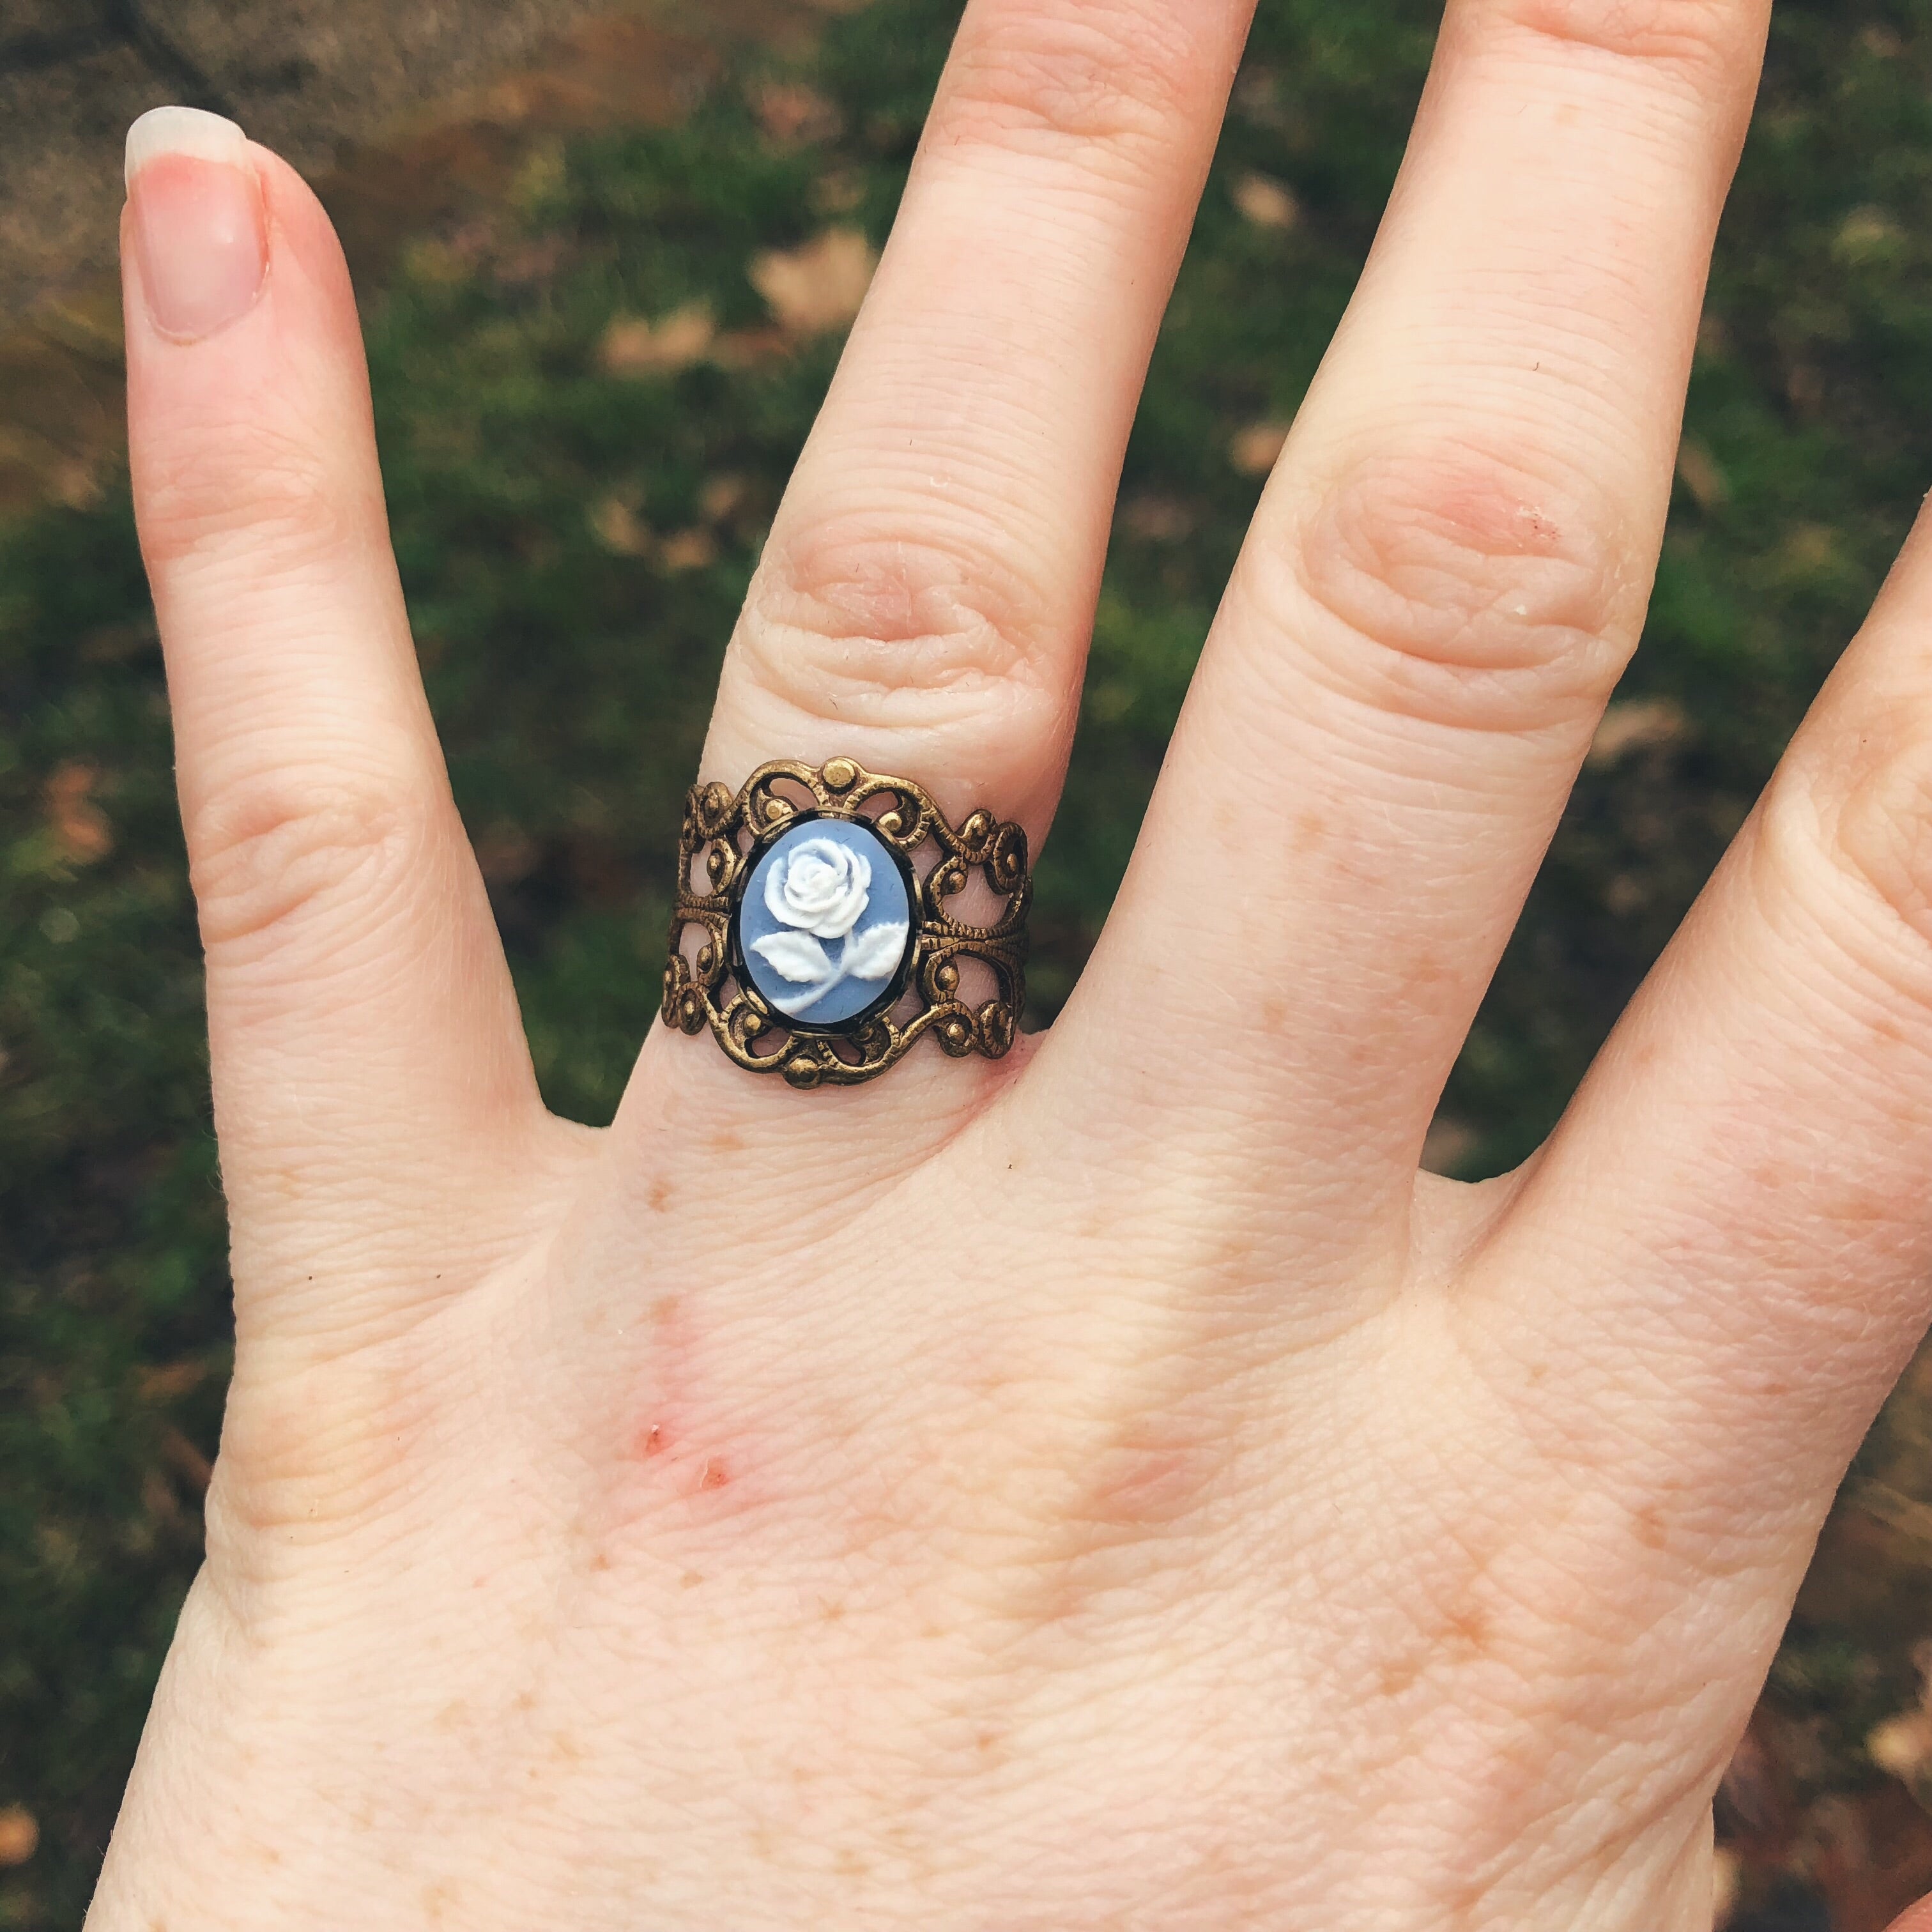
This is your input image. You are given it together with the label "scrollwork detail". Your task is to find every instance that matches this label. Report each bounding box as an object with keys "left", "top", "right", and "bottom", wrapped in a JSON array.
[{"left": 661, "top": 758, "right": 1030, "bottom": 1086}]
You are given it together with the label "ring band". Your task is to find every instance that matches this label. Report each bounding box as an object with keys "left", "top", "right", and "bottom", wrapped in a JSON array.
[{"left": 661, "top": 757, "right": 1031, "bottom": 1088}]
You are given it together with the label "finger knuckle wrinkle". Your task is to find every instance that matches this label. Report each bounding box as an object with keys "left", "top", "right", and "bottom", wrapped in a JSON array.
[
  {"left": 139, "top": 421, "right": 361, "bottom": 576},
  {"left": 190, "top": 769, "right": 427, "bottom": 953},
  {"left": 1503, "top": 0, "right": 1740, "bottom": 75},
  {"left": 1284, "top": 443, "right": 1632, "bottom": 734},
  {"left": 1820, "top": 726, "right": 1932, "bottom": 954},
  {"left": 738, "top": 525, "right": 1050, "bottom": 732},
  {"left": 942, "top": 7, "right": 1199, "bottom": 157}
]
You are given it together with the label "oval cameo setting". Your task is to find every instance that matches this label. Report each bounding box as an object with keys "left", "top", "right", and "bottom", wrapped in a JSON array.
[{"left": 735, "top": 816, "right": 915, "bottom": 1030}]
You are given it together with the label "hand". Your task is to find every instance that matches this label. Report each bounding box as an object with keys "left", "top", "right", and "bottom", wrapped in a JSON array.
[{"left": 92, "top": 2, "right": 1932, "bottom": 1926}]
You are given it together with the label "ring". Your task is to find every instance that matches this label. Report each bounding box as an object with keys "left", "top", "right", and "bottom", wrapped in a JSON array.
[{"left": 661, "top": 757, "right": 1031, "bottom": 1088}]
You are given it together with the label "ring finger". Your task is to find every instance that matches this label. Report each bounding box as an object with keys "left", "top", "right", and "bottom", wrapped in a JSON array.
[{"left": 627, "top": 0, "right": 1255, "bottom": 1135}]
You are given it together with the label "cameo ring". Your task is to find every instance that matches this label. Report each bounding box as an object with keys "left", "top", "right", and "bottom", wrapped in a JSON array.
[{"left": 661, "top": 757, "right": 1031, "bottom": 1088}]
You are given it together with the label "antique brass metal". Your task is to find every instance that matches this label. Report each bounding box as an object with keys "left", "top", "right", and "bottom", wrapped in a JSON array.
[{"left": 661, "top": 757, "right": 1031, "bottom": 1088}]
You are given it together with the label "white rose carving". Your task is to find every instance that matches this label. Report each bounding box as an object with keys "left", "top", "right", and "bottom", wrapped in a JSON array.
[
  {"left": 749, "top": 831, "right": 910, "bottom": 1019},
  {"left": 764, "top": 836, "right": 870, "bottom": 939}
]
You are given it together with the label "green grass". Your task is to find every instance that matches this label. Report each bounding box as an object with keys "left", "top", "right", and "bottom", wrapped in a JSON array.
[{"left": 7, "top": 0, "right": 1932, "bottom": 1922}]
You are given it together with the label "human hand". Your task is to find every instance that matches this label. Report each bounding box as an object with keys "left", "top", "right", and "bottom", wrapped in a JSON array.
[{"left": 91, "top": 1, "right": 1932, "bottom": 1926}]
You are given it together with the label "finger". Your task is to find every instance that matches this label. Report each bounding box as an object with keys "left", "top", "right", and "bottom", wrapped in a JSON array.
[
  {"left": 1046, "top": 0, "right": 1770, "bottom": 1213},
  {"left": 124, "top": 110, "right": 548, "bottom": 1330},
  {"left": 1889, "top": 1904, "right": 1932, "bottom": 1932},
  {"left": 701, "top": 0, "right": 1252, "bottom": 828},
  {"left": 629, "top": 0, "right": 1256, "bottom": 1137},
  {"left": 1480, "top": 502, "right": 1932, "bottom": 1541}
]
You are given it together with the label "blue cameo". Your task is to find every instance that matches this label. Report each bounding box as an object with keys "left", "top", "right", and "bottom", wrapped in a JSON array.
[{"left": 737, "top": 817, "right": 914, "bottom": 1029}]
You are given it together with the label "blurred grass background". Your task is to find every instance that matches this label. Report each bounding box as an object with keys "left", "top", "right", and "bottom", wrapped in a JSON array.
[{"left": 7, "top": 0, "right": 1932, "bottom": 1924}]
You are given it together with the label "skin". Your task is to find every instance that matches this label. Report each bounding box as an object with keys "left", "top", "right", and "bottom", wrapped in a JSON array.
[{"left": 86, "top": 1, "right": 1932, "bottom": 1928}]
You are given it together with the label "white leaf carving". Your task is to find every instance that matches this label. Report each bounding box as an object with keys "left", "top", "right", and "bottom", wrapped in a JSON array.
[
  {"left": 842, "top": 921, "right": 908, "bottom": 983},
  {"left": 750, "top": 930, "right": 834, "bottom": 985}
]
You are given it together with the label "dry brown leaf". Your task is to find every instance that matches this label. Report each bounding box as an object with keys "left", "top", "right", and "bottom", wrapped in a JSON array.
[
  {"left": 135, "top": 1359, "right": 208, "bottom": 1402},
  {"left": 590, "top": 496, "right": 653, "bottom": 557},
  {"left": 1232, "top": 171, "right": 1301, "bottom": 231},
  {"left": 1603, "top": 874, "right": 1648, "bottom": 918},
  {"left": 158, "top": 1425, "right": 213, "bottom": 1495},
  {"left": 755, "top": 80, "right": 843, "bottom": 146},
  {"left": 1711, "top": 1847, "right": 1742, "bottom": 1929},
  {"left": 1420, "top": 1117, "right": 1478, "bottom": 1177},
  {"left": 1676, "top": 434, "right": 1731, "bottom": 510},
  {"left": 1586, "top": 698, "right": 1689, "bottom": 768},
  {"left": 699, "top": 473, "right": 753, "bottom": 523},
  {"left": 712, "top": 326, "right": 793, "bottom": 369},
  {"left": 44, "top": 760, "right": 112, "bottom": 862},
  {"left": 597, "top": 303, "right": 716, "bottom": 376},
  {"left": 1121, "top": 494, "right": 1195, "bottom": 542},
  {"left": 0, "top": 1807, "right": 36, "bottom": 1868},
  {"left": 1872, "top": 1712, "right": 1932, "bottom": 1783},
  {"left": 813, "top": 169, "right": 867, "bottom": 215},
  {"left": 475, "top": 823, "right": 541, "bottom": 886},
  {"left": 1229, "top": 420, "right": 1291, "bottom": 477},
  {"left": 659, "top": 528, "right": 719, "bottom": 573},
  {"left": 751, "top": 228, "right": 877, "bottom": 335}
]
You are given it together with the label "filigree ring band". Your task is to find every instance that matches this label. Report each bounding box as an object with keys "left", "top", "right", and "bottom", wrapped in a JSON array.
[{"left": 661, "top": 758, "right": 1031, "bottom": 1089}]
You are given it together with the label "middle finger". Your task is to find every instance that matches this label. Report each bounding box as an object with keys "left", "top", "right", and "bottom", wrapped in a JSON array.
[{"left": 1051, "top": 0, "right": 1770, "bottom": 1245}]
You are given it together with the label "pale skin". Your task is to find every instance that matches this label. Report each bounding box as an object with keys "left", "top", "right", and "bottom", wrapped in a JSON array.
[{"left": 87, "top": 0, "right": 1932, "bottom": 1926}]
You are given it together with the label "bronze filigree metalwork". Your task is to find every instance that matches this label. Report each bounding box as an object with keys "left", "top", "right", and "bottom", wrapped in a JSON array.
[{"left": 661, "top": 757, "right": 1030, "bottom": 1088}]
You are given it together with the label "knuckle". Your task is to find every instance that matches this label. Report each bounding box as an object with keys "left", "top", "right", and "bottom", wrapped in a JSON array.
[
  {"left": 734, "top": 519, "right": 1059, "bottom": 737},
  {"left": 1500, "top": 0, "right": 1745, "bottom": 75},
  {"left": 1804, "top": 716, "right": 1932, "bottom": 963},
  {"left": 939, "top": 3, "right": 1204, "bottom": 159},
  {"left": 137, "top": 411, "right": 365, "bottom": 578},
  {"left": 189, "top": 763, "right": 431, "bottom": 954},
  {"left": 1272, "top": 440, "right": 1636, "bottom": 736}
]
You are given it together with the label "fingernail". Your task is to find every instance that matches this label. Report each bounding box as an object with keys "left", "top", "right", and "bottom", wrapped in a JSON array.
[{"left": 124, "top": 107, "right": 267, "bottom": 343}]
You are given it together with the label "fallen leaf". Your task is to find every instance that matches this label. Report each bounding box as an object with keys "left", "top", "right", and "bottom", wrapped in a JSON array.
[
  {"left": 1121, "top": 494, "right": 1195, "bottom": 542},
  {"left": 751, "top": 228, "right": 877, "bottom": 335},
  {"left": 814, "top": 169, "right": 867, "bottom": 215},
  {"left": 755, "top": 80, "right": 843, "bottom": 146},
  {"left": 1421, "top": 1117, "right": 1478, "bottom": 1176},
  {"left": 1712, "top": 1847, "right": 1742, "bottom": 1929},
  {"left": 0, "top": 1807, "right": 36, "bottom": 1868},
  {"left": 135, "top": 1360, "right": 208, "bottom": 1401},
  {"left": 494, "top": 233, "right": 571, "bottom": 288},
  {"left": 1603, "top": 874, "right": 1648, "bottom": 918},
  {"left": 590, "top": 496, "right": 652, "bottom": 556},
  {"left": 1835, "top": 205, "right": 1908, "bottom": 268},
  {"left": 158, "top": 1425, "right": 213, "bottom": 1495},
  {"left": 659, "top": 528, "right": 719, "bottom": 572},
  {"left": 597, "top": 303, "right": 716, "bottom": 376},
  {"left": 44, "top": 760, "right": 113, "bottom": 862},
  {"left": 475, "top": 824, "right": 541, "bottom": 886},
  {"left": 700, "top": 473, "right": 754, "bottom": 523},
  {"left": 1232, "top": 171, "right": 1301, "bottom": 231},
  {"left": 1586, "top": 698, "right": 1688, "bottom": 768},
  {"left": 1229, "top": 420, "right": 1291, "bottom": 476},
  {"left": 1872, "top": 1712, "right": 1932, "bottom": 1784},
  {"left": 711, "top": 326, "right": 793, "bottom": 369},
  {"left": 1677, "top": 435, "right": 1731, "bottom": 510}
]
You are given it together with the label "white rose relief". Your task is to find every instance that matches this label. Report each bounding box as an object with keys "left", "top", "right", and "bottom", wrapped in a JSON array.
[{"left": 739, "top": 822, "right": 912, "bottom": 1024}]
